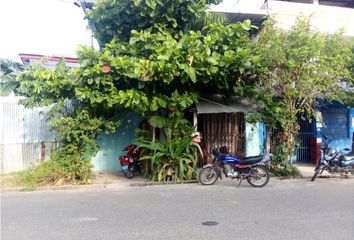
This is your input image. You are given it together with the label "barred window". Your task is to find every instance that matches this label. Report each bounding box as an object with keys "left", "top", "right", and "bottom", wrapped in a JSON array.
[{"left": 322, "top": 107, "right": 348, "bottom": 139}]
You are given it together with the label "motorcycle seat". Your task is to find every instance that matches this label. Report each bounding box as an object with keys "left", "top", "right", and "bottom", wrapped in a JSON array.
[{"left": 238, "top": 155, "right": 264, "bottom": 165}]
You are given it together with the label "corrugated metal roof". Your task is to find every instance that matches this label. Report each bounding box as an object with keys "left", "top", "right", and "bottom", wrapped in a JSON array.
[{"left": 196, "top": 95, "right": 262, "bottom": 114}]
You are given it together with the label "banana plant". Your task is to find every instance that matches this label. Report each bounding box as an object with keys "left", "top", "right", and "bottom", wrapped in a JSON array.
[
  {"left": 134, "top": 116, "right": 202, "bottom": 182},
  {"left": 0, "top": 59, "right": 23, "bottom": 96}
]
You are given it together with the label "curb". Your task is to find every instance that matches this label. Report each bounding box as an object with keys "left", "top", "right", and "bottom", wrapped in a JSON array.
[
  {"left": 1, "top": 183, "right": 111, "bottom": 192},
  {"left": 7, "top": 175, "right": 351, "bottom": 192},
  {"left": 129, "top": 180, "right": 199, "bottom": 187},
  {"left": 273, "top": 176, "right": 307, "bottom": 180},
  {"left": 1, "top": 180, "right": 200, "bottom": 192}
]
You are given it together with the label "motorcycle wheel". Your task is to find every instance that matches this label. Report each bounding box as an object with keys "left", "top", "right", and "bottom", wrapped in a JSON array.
[
  {"left": 198, "top": 167, "right": 218, "bottom": 185},
  {"left": 247, "top": 165, "right": 270, "bottom": 187},
  {"left": 124, "top": 170, "right": 134, "bottom": 179},
  {"left": 311, "top": 165, "right": 322, "bottom": 182}
]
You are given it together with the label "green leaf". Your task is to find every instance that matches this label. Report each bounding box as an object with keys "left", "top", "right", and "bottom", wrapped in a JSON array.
[
  {"left": 207, "top": 56, "right": 218, "bottom": 65},
  {"left": 181, "top": 64, "right": 197, "bottom": 83}
]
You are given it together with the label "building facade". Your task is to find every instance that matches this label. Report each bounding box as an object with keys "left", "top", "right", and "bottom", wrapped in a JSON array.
[{"left": 210, "top": 0, "right": 354, "bottom": 36}]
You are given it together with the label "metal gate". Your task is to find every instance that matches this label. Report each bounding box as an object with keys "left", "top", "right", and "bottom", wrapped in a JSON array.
[{"left": 296, "top": 118, "right": 316, "bottom": 163}]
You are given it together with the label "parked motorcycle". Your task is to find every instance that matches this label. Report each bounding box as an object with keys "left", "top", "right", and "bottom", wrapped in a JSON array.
[
  {"left": 198, "top": 146, "right": 271, "bottom": 187},
  {"left": 311, "top": 136, "right": 354, "bottom": 181},
  {"left": 119, "top": 144, "right": 143, "bottom": 179}
]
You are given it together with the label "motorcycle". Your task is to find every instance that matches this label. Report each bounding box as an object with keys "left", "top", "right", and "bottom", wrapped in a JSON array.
[
  {"left": 119, "top": 144, "right": 143, "bottom": 179},
  {"left": 198, "top": 146, "right": 271, "bottom": 187},
  {"left": 311, "top": 135, "right": 354, "bottom": 181}
]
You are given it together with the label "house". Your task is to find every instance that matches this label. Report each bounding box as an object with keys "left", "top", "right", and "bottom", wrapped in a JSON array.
[
  {"left": 315, "top": 102, "right": 354, "bottom": 160},
  {"left": 192, "top": 95, "right": 266, "bottom": 162},
  {"left": 0, "top": 52, "right": 144, "bottom": 173},
  {"left": 76, "top": 0, "right": 354, "bottom": 169},
  {"left": 72, "top": 0, "right": 271, "bottom": 172},
  {"left": 264, "top": 0, "right": 354, "bottom": 163},
  {"left": 20, "top": 54, "right": 143, "bottom": 172},
  {"left": 211, "top": 0, "right": 354, "bottom": 163},
  {"left": 19, "top": 53, "right": 80, "bottom": 69}
]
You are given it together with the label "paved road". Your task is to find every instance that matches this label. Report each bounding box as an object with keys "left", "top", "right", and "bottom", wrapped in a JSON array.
[{"left": 2, "top": 178, "right": 354, "bottom": 240}]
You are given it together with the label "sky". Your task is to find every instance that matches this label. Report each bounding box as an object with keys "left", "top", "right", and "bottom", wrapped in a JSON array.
[
  {"left": 0, "top": 0, "right": 261, "bottom": 64},
  {"left": 0, "top": 0, "right": 98, "bottom": 63}
]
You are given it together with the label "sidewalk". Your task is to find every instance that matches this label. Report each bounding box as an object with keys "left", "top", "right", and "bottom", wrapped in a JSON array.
[
  {"left": 0, "top": 171, "right": 146, "bottom": 192},
  {"left": 0, "top": 164, "right": 346, "bottom": 192},
  {"left": 292, "top": 163, "right": 316, "bottom": 178}
]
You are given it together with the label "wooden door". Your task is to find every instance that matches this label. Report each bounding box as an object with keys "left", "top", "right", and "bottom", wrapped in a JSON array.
[{"left": 198, "top": 113, "right": 245, "bottom": 163}]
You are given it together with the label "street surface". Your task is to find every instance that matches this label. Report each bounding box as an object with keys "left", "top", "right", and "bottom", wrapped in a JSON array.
[{"left": 1, "top": 178, "right": 354, "bottom": 240}]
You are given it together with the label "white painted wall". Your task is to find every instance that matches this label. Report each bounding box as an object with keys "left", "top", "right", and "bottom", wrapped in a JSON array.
[
  {"left": 267, "top": 1, "right": 354, "bottom": 36},
  {"left": 210, "top": 0, "right": 354, "bottom": 36},
  {"left": 245, "top": 122, "right": 261, "bottom": 157},
  {"left": 210, "top": 0, "right": 267, "bottom": 12}
]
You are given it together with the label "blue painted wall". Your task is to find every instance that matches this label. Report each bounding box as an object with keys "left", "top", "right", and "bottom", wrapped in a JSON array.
[
  {"left": 91, "top": 112, "right": 142, "bottom": 172},
  {"left": 259, "top": 122, "right": 265, "bottom": 154},
  {"left": 334, "top": 107, "right": 354, "bottom": 151},
  {"left": 245, "top": 122, "right": 266, "bottom": 156},
  {"left": 349, "top": 108, "right": 354, "bottom": 138},
  {"left": 316, "top": 106, "right": 354, "bottom": 152}
]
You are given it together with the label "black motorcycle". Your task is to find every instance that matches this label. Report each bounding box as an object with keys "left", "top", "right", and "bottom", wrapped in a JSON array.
[{"left": 311, "top": 136, "right": 354, "bottom": 181}]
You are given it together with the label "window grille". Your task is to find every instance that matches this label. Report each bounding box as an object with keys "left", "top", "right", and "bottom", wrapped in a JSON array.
[{"left": 322, "top": 108, "right": 348, "bottom": 139}]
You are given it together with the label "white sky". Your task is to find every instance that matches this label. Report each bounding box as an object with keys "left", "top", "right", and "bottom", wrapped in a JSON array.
[
  {"left": 0, "top": 0, "right": 261, "bottom": 63},
  {"left": 0, "top": 0, "right": 97, "bottom": 63}
]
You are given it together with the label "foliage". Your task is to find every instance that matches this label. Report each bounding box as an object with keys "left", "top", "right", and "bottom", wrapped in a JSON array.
[
  {"left": 18, "top": 61, "right": 120, "bottom": 185},
  {"left": 18, "top": 0, "right": 261, "bottom": 182},
  {"left": 18, "top": 110, "right": 119, "bottom": 188},
  {"left": 255, "top": 18, "right": 353, "bottom": 167},
  {"left": 18, "top": 160, "right": 68, "bottom": 190},
  {"left": 18, "top": 60, "right": 75, "bottom": 108},
  {"left": 134, "top": 118, "right": 201, "bottom": 182},
  {"left": 270, "top": 158, "right": 301, "bottom": 177},
  {"left": 73, "top": 1, "right": 258, "bottom": 181},
  {"left": 74, "top": 20, "right": 259, "bottom": 116},
  {"left": 49, "top": 110, "right": 119, "bottom": 182},
  {"left": 87, "top": 0, "right": 223, "bottom": 45},
  {"left": 350, "top": 43, "right": 354, "bottom": 81},
  {"left": 0, "top": 59, "right": 23, "bottom": 96},
  {"left": 337, "top": 43, "right": 354, "bottom": 105},
  {"left": 269, "top": 137, "right": 301, "bottom": 177}
]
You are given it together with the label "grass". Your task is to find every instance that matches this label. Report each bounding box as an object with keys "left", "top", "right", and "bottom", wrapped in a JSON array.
[
  {"left": 1, "top": 172, "right": 24, "bottom": 189},
  {"left": 1, "top": 161, "right": 66, "bottom": 191},
  {"left": 1, "top": 161, "right": 95, "bottom": 191}
]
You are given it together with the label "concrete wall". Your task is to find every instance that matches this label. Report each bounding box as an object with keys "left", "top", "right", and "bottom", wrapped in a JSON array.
[
  {"left": 316, "top": 107, "right": 354, "bottom": 152},
  {"left": 210, "top": 0, "right": 354, "bottom": 36},
  {"left": 349, "top": 108, "right": 354, "bottom": 139},
  {"left": 91, "top": 112, "right": 142, "bottom": 172},
  {"left": 331, "top": 108, "right": 354, "bottom": 151},
  {"left": 268, "top": 1, "right": 354, "bottom": 36},
  {"left": 245, "top": 122, "right": 265, "bottom": 156}
]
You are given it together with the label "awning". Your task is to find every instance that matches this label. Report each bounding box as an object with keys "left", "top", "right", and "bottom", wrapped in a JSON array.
[{"left": 195, "top": 95, "right": 262, "bottom": 114}]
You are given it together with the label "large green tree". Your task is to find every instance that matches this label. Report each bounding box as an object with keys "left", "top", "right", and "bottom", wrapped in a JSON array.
[
  {"left": 87, "top": 0, "right": 223, "bottom": 44},
  {"left": 19, "top": 0, "right": 260, "bottom": 183},
  {"left": 254, "top": 19, "right": 353, "bottom": 174},
  {"left": 0, "top": 59, "right": 23, "bottom": 96}
]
